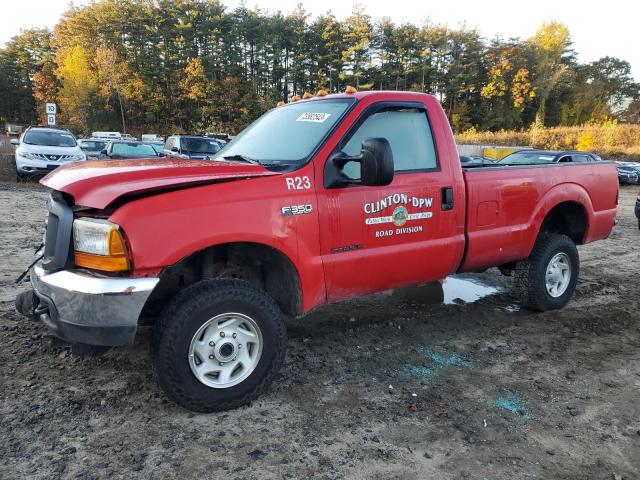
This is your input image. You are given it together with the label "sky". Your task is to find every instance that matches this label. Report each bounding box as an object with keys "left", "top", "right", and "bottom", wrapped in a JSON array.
[{"left": 1, "top": 0, "right": 637, "bottom": 80}]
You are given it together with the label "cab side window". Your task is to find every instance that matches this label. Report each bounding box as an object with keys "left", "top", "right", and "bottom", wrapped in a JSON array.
[
  {"left": 571, "top": 154, "right": 591, "bottom": 163},
  {"left": 341, "top": 108, "right": 438, "bottom": 179}
]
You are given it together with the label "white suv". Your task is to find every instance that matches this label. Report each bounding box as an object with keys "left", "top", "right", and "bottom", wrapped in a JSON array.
[{"left": 13, "top": 127, "right": 86, "bottom": 180}]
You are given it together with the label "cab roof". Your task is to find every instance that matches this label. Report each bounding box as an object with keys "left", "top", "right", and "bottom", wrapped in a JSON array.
[{"left": 284, "top": 90, "right": 437, "bottom": 104}]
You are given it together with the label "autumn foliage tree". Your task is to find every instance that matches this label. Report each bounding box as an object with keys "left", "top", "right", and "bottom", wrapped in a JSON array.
[
  {"left": 0, "top": 1, "right": 637, "bottom": 135},
  {"left": 530, "top": 21, "right": 571, "bottom": 126},
  {"left": 56, "top": 45, "right": 97, "bottom": 131}
]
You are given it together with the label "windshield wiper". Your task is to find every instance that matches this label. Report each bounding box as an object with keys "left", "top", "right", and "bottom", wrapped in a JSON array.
[{"left": 222, "top": 154, "right": 260, "bottom": 165}]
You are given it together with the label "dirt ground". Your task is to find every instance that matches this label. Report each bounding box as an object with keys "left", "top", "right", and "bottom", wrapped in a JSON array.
[{"left": 1, "top": 183, "right": 639, "bottom": 480}]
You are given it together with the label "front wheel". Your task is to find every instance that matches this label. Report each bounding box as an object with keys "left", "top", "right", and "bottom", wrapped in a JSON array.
[
  {"left": 513, "top": 233, "right": 579, "bottom": 311},
  {"left": 152, "top": 278, "right": 287, "bottom": 412}
]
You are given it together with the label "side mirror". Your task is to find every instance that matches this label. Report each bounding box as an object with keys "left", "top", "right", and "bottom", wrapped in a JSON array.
[
  {"left": 10, "top": 138, "right": 19, "bottom": 145},
  {"left": 100, "top": 149, "right": 108, "bottom": 155},
  {"left": 324, "top": 138, "right": 394, "bottom": 188},
  {"left": 171, "top": 146, "right": 179, "bottom": 152}
]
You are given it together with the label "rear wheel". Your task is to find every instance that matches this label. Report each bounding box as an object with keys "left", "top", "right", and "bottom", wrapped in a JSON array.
[
  {"left": 152, "top": 278, "right": 286, "bottom": 412},
  {"left": 514, "top": 233, "right": 579, "bottom": 311}
]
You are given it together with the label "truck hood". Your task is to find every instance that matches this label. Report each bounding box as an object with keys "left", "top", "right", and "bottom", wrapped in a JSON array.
[{"left": 41, "top": 158, "right": 280, "bottom": 209}]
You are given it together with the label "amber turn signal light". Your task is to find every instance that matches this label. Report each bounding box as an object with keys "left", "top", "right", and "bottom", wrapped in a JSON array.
[
  {"left": 74, "top": 252, "right": 130, "bottom": 272},
  {"left": 74, "top": 226, "right": 130, "bottom": 272}
]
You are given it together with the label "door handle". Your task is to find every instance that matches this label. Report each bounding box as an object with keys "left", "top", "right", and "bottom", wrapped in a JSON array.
[{"left": 441, "top": 187, "right": 454, "bottom": 211}]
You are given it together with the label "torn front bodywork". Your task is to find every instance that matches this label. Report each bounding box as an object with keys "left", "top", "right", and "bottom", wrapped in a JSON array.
[{"left": 40, "top": 158, "right": 280, "bottom": 209}]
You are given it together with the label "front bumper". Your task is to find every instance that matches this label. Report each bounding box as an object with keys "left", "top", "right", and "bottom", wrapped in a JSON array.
[
  {"left": 30, "top": 263, "right": 159, "bottom": 346},
  {"left": 16, "top": 156, "right": 79, "bottom": 174}
]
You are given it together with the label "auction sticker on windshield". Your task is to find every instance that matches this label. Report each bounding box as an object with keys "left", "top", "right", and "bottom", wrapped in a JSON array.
[{"left": 296, "top": 112, "right": 331, "bottom": 123}]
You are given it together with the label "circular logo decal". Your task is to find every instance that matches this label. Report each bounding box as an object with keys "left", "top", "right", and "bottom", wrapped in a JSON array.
[{"left": 392, "top": 206, "right": 408, "bottom": 226}]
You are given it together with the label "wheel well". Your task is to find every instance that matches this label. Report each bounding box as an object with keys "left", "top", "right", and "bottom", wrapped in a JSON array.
[
  {"left": 141, "top": 243, "right": 302, "bottom": 319},
  {"left": 539, "top": 202, "right": 587, "bottom": 245}
]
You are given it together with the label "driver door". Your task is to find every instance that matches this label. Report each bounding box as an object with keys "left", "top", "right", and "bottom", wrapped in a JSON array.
[{"left": 315, "top": 103, "right": 463, "bottom": 301}]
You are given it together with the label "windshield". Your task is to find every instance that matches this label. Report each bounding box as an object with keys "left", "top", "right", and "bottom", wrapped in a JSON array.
[
  {"left": 216, "top": 99, "right": 353, "bottom": 163},
  {"left": 80, "top": 140, "right": 107, "bottom": 150},
  {"left": 23, "top": 130, "right": 77, "bottom": 147},
  {"left": 181, "top": 137, "right": 221, "bottom": 154},
  {"left": 111, "top": 142, "right": 157, "bottom": 157},
  {"left": 500, "top": 152, "right": 557, "bottom": 164}
]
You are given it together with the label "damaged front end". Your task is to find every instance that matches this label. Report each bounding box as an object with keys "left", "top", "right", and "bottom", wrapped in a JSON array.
[{"left": 16, "top": 190, "right": 159, "bottom": 347}]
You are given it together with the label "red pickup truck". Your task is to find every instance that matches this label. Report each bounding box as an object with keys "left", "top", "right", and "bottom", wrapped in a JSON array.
[{"left": 17, "top": 91, "right": 618, "bottom": 412}]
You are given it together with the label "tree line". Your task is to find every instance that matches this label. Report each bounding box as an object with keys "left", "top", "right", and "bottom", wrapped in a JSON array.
[{"left": 0, "top": 0, "right": 638, "bottom": 136}]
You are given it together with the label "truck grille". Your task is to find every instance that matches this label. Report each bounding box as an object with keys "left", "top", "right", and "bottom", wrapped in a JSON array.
[{"left": 42, "top": 192, "right": 74, "bottom": 272}]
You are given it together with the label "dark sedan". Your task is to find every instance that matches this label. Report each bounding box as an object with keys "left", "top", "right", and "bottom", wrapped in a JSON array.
[
  {"left": 616, "top": 162, "right": 640, "bottom": 185},
  {"left": 163, "top": 135, "right": 221, "bottom": 160},
  {"left": 78, "top": 139, "right": 108, "bottom": 159},
  {"left": 499, "top": 150, "right": 602, "bottom": 165}
]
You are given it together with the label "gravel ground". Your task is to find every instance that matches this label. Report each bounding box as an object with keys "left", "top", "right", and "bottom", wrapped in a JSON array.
[{"left": 1, "top": 183, "right": 639, "bottom": 480}]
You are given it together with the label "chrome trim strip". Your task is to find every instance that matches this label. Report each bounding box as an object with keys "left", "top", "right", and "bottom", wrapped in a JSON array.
[{"left": 33, "top": 264, "right": 159, "bottom": 295}]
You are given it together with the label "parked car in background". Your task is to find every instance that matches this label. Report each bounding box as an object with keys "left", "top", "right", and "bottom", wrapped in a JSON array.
[
  {"left": 78, "top": 139, "right": 108, "bottom": 159},
  {"left": 163, "top": 135, "right": 222, "bottom": 159},
  {"left": 142, "top": 134, "right": 164, "bottom": 143},
  {"left": 101, "top": 141, "right": 161, "bottom": 159},
  {"left": 122, "top": 133, "right": 137, "bottom": 141},
  {"left": 13, "top": 126, "right": 85, "bottom": 180},
  {"left": 6, "top": 123, "right": 23, "bottom": 137},
  {"left": 459, "top": 155, "right": 497, "bottom": 167},
  {"left": 91, "top": 131, "right": 122, "bottom": 141},
  {"left": 616, "top": 162, "right": 640, "bottom": 185},
  {"left": 499, "top": 150, "right": 602, "bottom": 164},
  {"left": 205, "top": 132, "right": 230, "bottom": 145}
]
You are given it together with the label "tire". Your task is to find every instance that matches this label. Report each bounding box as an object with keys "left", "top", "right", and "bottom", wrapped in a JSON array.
[
  {"left": 152, "top": 278, "right": 286, "bottom": 412},
  {"left": 513, "top": 233, "right": 579, "bottom": 311}
]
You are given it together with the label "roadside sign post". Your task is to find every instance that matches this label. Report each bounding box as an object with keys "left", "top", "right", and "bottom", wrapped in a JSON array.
[{"left": 46, "top": 103, "right": 57, "bottom": 126}]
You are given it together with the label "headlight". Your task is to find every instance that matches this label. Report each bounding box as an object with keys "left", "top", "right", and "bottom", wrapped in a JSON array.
[
  {"left": 18, "top": 152, "right": 38, "bottom": 160},
  {"left": 69, "top": 154, "right": 85, "bottom": 161},
  {"left": 73, "top": 218, "right": 130, "bottom": 272}
]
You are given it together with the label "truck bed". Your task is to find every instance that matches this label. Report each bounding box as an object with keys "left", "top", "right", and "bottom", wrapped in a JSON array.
[{"left": 459, "top": 161, "right": 619, "bottom": 272}]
